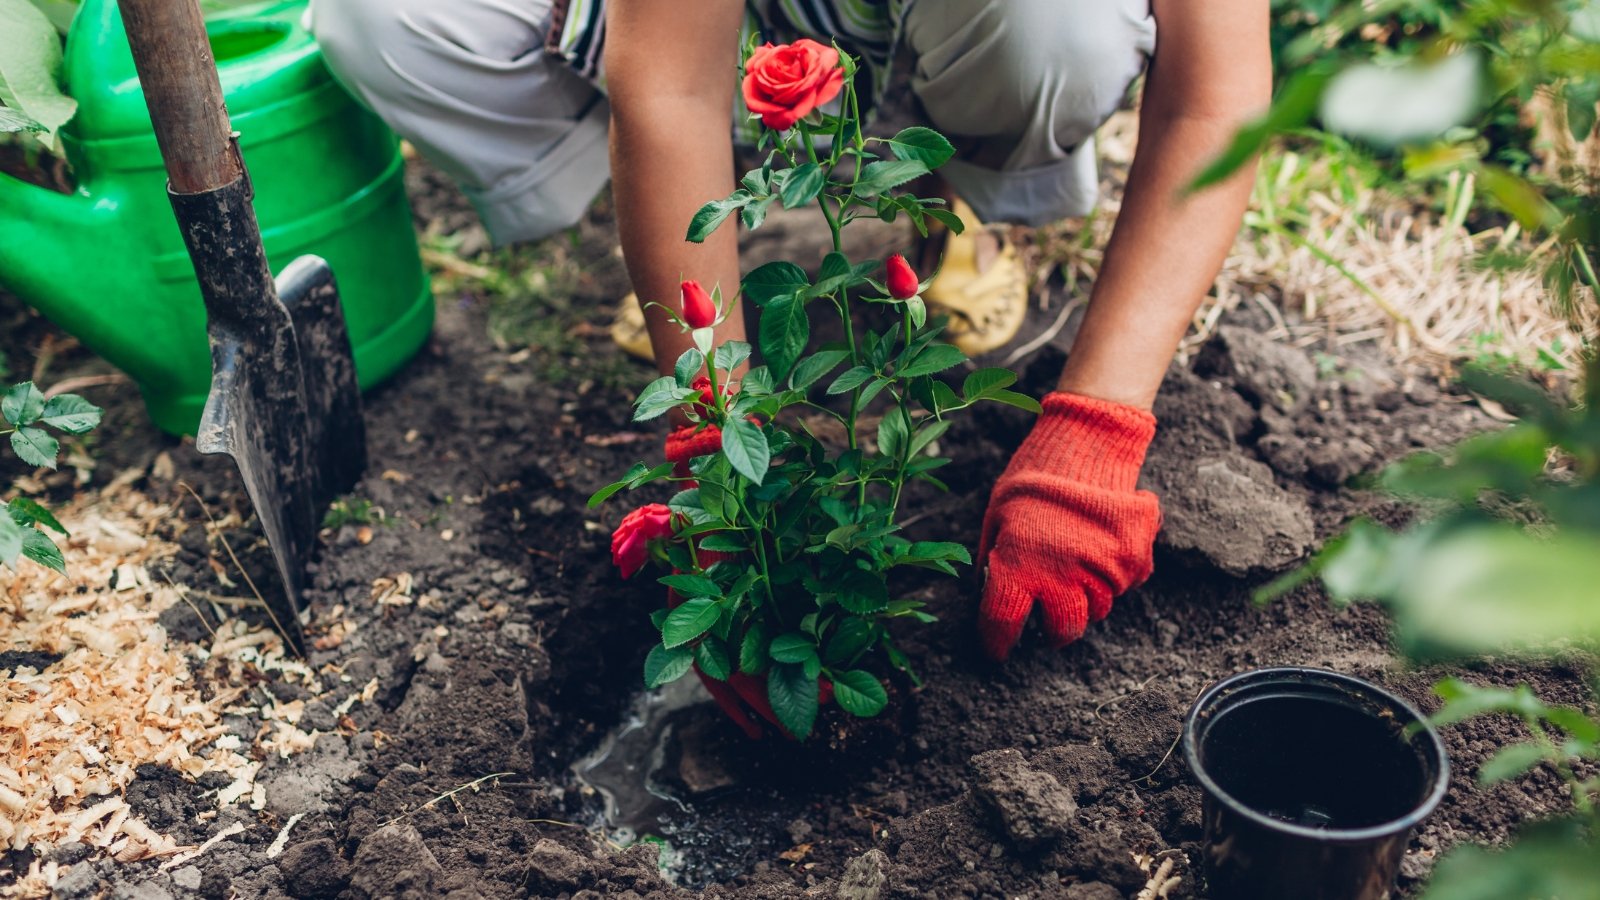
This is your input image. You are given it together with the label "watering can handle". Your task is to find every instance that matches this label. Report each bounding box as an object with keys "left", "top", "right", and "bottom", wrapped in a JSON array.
[{"left": 117, "top": 0, "right": 241, "bottom": 194}]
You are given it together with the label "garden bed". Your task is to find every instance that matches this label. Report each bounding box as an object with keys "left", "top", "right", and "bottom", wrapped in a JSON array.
[{"left": 1, "top": 170, "right": 1594, "bottom": 900}]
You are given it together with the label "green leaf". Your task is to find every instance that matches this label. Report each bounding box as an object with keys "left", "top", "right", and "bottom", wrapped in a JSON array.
[
  {"left": 11, "top": 425, "right": 57, "bottom": 469},
  {"left": 768, "top": 663, "right": 819, "bottom": 738},
  {"left": 986, "top": 390, "right": 1043, "bottom": 414},
  {"left": 739, "top": 622, "right": 770, "bottom": 674},
  {"left": 831, "top": 670, "right": 888, "bottom": 718},
  {"left": 0, "top": 509, "right": 25, "bottom": 567},
  {"left": 823, "top": 618, "right": 875, "bottom": 665},
  {"left": 856, "top": 159, "right": 930, "bottom": 197},
  {"left": 8, "top": 497, "right": 63, "bottom": 534},
  {"left": 768, "top": 632, "right": 817, "bottom": 664},
  {"left": 789, "top": 350, "right": 850, "bottom": 391},
  {"left": 661, "top": 598, "right": 721, "bottom": 648},
  {"left": 698, "top": 533, "right": 747, "bottom": 553},
  {"left": 38, "top": 394, "right": 100, "bottom": 434},
  {"left": 20, "top": 529, "right": 63, "bottom": 574},
  {"left": 900, "top": 344, "right": 966, "bottom": 378},
  {"left": 909, "top": 419, "right": 951, "bottom": 458},
  {"left": 1431, "top": 679, "right": 1547, "bottom": 727},
  {"left": 877, "top": 407, "right": 909, "bottom": 459},
  {"left": 742, "top": 195, "right": 774, "bottom": 231},
  {"left": 694, "top": 641, "right": 732, "bottom": 681},
  {"left": 759, "top": 294, "right": 809, "bottom": 381},
  {"left": 0, "top": 0, "right": 77, "bottom": 152},
  {"left": 834, "top": 569, "right": 890, "bottom": 614},
  {"left": 721, "top": 418, "right": 770, "bottom": 485},
  {"left": 827, "top": 366, "right": 876, "bottom": 395},
  {"left": 644, "top": 643, "right": 694, "bottom": 688},
  {"left": 2, "top": 381, "right": 44, "bottom": 425},
  {"left": 713, "top": 341, "right": 752, "bottom": 374},
  {"left": 634, "top": 376, "right": 693, "bottom": 421},
  {"left": 1477, "top": 742, "right": 1548, "bottom": 785},
  {"left": 1382, "top": 526, "right": 1600, "bottom": 657},
  {"left": 1190, "top": 65, "right": 1334, "bottom": 192},
  {"left": 884, "top": 126, "right": 955, "bottom": 169},
  {"left": 687, "top": 190, "right": 753, "bottom": 242},
  {"left": 962, "top": 368, "right": 1017, "bottom": 401},
  {"left": 742, "top": 261, "right": 810, "bottom": 307},
  {"left": 781, "top": 162, "right": 826, "bottom": 209},
  {"left": 1477, "top": 165, "right": 1563, "bottom": 232},
  {"left": 675, "top": 348, "right": 705, "bottom": 388},
  {"left": 658, "top": 573, "right": 721, "bottom": 598},
  {"left": 1422, "top": 819, "right": 1600, "bottom": 900}
]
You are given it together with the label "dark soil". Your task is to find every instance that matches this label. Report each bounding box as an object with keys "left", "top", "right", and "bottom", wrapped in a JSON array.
[{"left": 1, "top": 167, "right": 1595, "bottom": 900}]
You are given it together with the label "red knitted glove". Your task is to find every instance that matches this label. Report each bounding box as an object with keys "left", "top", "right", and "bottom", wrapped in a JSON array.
[
  {"left": 977, "top": 391, "right": 1162, "bottom": 661},
  {"left": 666, "top": 424, "right": 723, "bottom": 479}
]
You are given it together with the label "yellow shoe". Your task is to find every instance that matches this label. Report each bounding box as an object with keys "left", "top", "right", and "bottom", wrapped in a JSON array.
[
  {"left": 921, "top": 199, "right": 1028, "bottom": 357},
  {"left": 610, "top": 294, "right": 655, "bottom": 362}
]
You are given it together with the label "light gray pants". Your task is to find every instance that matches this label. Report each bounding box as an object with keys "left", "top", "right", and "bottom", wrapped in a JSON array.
[{"left": 309, "top": 0, "right": 1155, "bottom": 246}]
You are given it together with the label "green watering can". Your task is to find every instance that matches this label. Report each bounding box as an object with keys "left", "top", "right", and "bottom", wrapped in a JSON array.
[{"left": 0, "top": 0, "right": 433, "bottom": 435}]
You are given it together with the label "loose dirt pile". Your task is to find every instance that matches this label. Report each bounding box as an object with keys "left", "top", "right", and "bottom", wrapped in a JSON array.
[{"left": 3, "top": 182, "right": 1594, "bottom": 899}]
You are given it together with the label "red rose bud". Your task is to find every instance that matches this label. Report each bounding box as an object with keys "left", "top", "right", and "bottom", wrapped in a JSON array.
[
  {"left": 681, "top": 280, "right": 717, "bottom": 329},
  {"left": 611, "top": 503, "right": 675, "bottom": 579},
  {"left": 886, "top": 254, "right": 920, "bottom": 300}
]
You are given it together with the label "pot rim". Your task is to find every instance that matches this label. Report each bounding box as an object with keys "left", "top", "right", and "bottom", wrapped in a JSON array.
[{"left": 1181, "top": 666, "right": 1451, "bottom": 843}]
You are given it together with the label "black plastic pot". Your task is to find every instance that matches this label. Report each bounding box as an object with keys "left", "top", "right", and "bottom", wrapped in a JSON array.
[{"left": 1182, "top": 667, "right": 1449, "bottom": 900}]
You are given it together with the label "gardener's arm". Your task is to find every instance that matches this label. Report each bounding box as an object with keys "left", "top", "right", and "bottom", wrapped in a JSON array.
[
  {"left": 1057, "top": 0, "right": 1272, "bottom": 408},
  {"left": 605, "top": 0, "right": 748, "bottom": 378},
  {"left": 978, "top": 0, "right": 1271, "bottom": 660}
]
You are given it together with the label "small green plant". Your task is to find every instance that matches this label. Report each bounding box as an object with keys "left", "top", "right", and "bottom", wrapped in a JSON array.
[
  {"left": 592, "top": 41, "right": 1036, "bottom": 739},
  {"left": 1261, "top": 357, "right": 1600, "bottom": 896},
  {"left": 322, "top": 495, "right": 393, "bottom": 530},
  {"left": 1, "top": 379, "right": 102, "bottom": 572}
]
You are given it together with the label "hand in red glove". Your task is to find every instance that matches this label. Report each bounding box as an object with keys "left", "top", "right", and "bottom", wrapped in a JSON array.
[
  {"left": 666, "top": 423, "right": 723, "bottom": 479},
  {"left": 977, "top": 391, "right": 1162, "bottom": 661}
]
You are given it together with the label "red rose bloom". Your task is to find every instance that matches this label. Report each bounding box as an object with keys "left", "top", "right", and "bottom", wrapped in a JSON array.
[
  {"left": 681, "top": 280, "right": 717, "bottom": 329},
  {"left": 885, "top": 254, "right": 920, "bottom": 300},
  {"left": 611, "top": 503, "right": 675, "bottom": 579},
  {"left": 742, "top": 39, "right": 845, "bottom": 131}
]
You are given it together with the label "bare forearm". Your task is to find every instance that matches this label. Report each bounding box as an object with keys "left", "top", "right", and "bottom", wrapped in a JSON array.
[
  {"left": 610, "top": 105, "right": 746, "bottom": 376},
  {"left": 1058, "top": 112, "right": 1257, "bottom": 409},
  {"left": 1059, "top": 0, "right": 1270, "bottom": 411},
  {"left": 605, "top": 0, "right": 747, "bottom": 378}
]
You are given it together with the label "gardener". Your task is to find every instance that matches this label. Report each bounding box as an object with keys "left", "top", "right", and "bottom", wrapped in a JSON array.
[{"left": 310, "top": 1, "right": 1270, "bottom": 659}]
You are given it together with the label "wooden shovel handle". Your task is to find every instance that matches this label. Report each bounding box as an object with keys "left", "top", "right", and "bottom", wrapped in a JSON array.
[{"left": 118, "top": 0, "right": 241, "bottom": 194}]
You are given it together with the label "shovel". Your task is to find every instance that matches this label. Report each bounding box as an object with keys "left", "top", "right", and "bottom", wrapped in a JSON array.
[{"left": 119, "top": 0, "right": 368, "bottom": 651}]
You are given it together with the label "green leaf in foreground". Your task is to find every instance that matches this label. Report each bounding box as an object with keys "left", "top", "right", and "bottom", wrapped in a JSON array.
[
  {"left": 10, "top": 425, "right": 57, "bottom": 469},
  {"left": 0, "top": 0, "right": 78, "bottom": 150},
  {"left": 694, "top": 641, "right": 732, "bottom": 681},
  {"left": 8, "top": 497, "right": 64, "bottom": 534},
  {"left": 2, "top": 381, "right": 44, "bottom": 426},
  {"left": 721, "top": 418, "right": 770, "bottom": 485},
  {"left": 1475, "top": 742, "right": 1548, "bottom": 785},
  {"left": 831, "top": 669, "right": 888, "bottom": 717},
  {"left": 1422, "top": 819, "right": 1600, "bottom": 900},
  {"left": 884, "top": 126, "right": 955, "bottom": 169},
  {"left": 767, "top": 662, "right": 819, "bottom": 738},
  {"left": 21, "top": 529, "right": 63, "bottom": 574},
  {"left": 661, "top": 598, "right": 721, "bottom": 648},
  {"left": 38, "top": 394, "right": 101, "bottom": 434},
  {"left": 0, "top": 511, "right": 25, "bottom": 567},
  {"left": 644, "top": 643, "right": 693, "bottom": 688}
]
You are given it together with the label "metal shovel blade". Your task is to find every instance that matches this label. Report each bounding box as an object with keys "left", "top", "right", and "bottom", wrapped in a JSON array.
[{"left": 179, "top": 178, "right": 366, "bottom": 652}]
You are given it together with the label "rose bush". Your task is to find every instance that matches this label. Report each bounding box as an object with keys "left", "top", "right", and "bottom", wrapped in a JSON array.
[{"left": 595, "top": 43, "right": 1037, "bottom": 739}]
